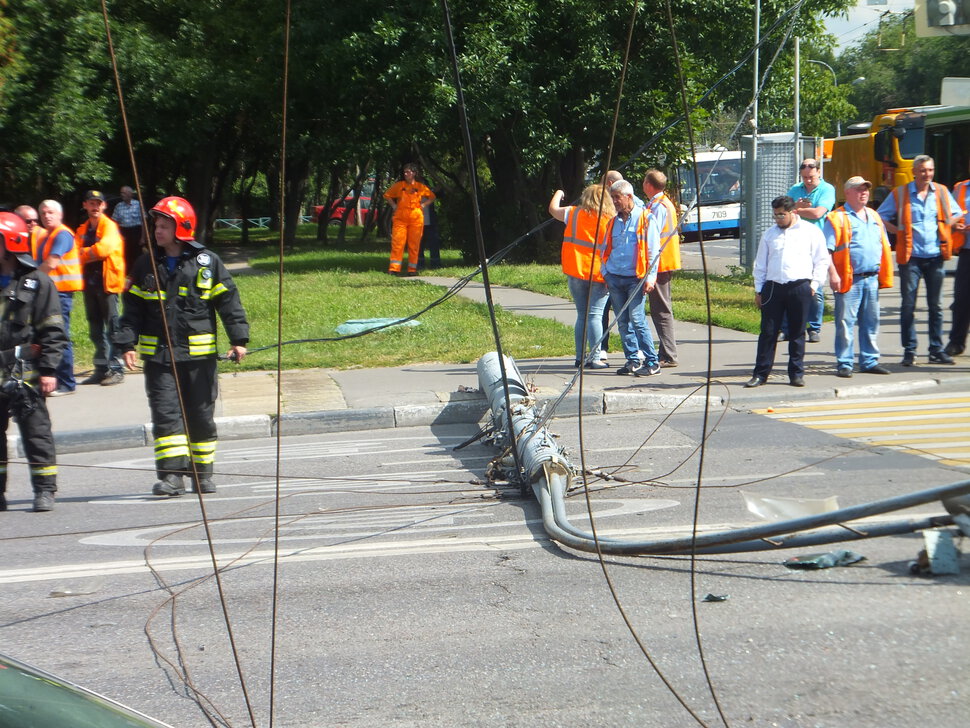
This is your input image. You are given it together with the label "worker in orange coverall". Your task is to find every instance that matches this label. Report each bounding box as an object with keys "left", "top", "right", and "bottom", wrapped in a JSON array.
[{"left": 383, "top": 163, "right": 435, "bottom": 275}]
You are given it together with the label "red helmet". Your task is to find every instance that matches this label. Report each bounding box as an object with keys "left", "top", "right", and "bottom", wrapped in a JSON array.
[
  {"left": 150, "top": 196, "right": 196, "bottom": 241},
  {"left": 0, "top": 211, "right": 30, "bottom": 254}
]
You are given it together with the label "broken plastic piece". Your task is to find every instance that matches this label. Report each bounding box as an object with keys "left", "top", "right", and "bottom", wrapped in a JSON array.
[
  {"left": 742, "top": 491, "right": 840, "bottom": 521},
  {"left": 48, "top": 578, "right": 104, "bottom": 597},
  {"left": 783, "top": 549, "right": 866, "bottom": 570},
  {"left": 910, "top": 529, "right": 961, "bottom": 576},
  {"left": 335, "top": 317, "right": 420, "bottom": 335},
  {"left": 701, "top": 593, "right": 729, "bottom": 602}
]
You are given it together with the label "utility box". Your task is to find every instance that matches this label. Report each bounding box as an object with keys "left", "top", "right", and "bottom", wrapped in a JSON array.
[{"left": 740, "top": 132, "right": 817, "bottom": 269}]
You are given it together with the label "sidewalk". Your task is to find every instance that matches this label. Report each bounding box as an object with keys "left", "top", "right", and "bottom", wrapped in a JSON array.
[{"left": 38, "top": 258, "right": 970, "bottom": 454}]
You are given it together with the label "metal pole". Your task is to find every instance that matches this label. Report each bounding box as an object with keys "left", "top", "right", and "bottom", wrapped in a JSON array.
[
  {"left": 794, "top": 37, "right": 800, "bottom": 177},
  {"left": 746, "top": 0, "right": 760, "bottom": 271},
  {"left": 807, "top": 59, "right": 840, "bottom": 137}
]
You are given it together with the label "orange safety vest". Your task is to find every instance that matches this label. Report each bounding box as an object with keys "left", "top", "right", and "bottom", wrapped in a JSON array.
[
  {"left": 650, "top": 193, "right": 681, "bottom": 273},
  {"left": 826, "top": 206, "right": 893, "bottom": 294},
  {"left": 36, "top": 224, "right": 83, "bottom": 292},
  {"left": 75, "top": 215, "right": 126, "bottom": 293},
  {"left": 560, "top": 207, "right": 609, "bottom": 283},
  {"left": 952, "top": 180, "right": 969, "bottom": 254},
  {"left": 603, "top": 210, "right": 652, "bottom": 280},
  {"left": 894, "top": 183, "right": 954, "bottom": 263}
]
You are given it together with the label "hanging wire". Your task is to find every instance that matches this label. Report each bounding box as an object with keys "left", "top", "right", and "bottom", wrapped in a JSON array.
[{"left": 98, "top": 2, "right": 258, "bottom": 724}]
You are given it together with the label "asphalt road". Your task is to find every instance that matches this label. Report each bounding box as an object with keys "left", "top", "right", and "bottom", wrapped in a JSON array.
[{"left": 1, "top": 400, "right": 967, "bottom": 728}]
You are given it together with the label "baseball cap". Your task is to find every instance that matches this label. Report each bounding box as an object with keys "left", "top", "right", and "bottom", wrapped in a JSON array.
[
  {"left": 843, "top": 176, "right": 872, "bottom": 191},
  {"left": 84, "top": 190, "right": 106, "bottom": 202}
]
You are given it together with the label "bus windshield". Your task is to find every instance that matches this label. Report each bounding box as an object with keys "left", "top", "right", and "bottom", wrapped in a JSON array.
[{"left": 677, "top": 155, "right": 742, "bottom": 207}]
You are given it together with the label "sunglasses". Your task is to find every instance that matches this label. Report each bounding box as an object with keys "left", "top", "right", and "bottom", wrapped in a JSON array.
[
  {"left": 799, "top": 164, "right": 817, "bottom": 170},
  {"left": 24, "top": 218, "right": 39, "bottom": 224}
]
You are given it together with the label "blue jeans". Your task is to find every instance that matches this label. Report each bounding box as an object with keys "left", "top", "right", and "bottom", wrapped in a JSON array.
[
  {"left": 834, "top": 275, "right": 880, "bottom": 370},
  {"left": 567, "top": 275, "right": 609, "bottom": 362},
  {"left": 899, "top": 256, "right": 945, "bottom": 355},
  {"left": 604, "top": 273, "right": 658, "bottom": 366},
  {"left": 57, "top": 292, "right": 76, "bottom": 391}
]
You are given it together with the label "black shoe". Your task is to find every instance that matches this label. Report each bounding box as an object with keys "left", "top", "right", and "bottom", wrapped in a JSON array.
[
  {"left": 807, "top": 330, "right": 821, "bottom": 343},
  {"left": 901, "top": 351, "right": 915, "bottom": 367},
  {"left": 789, "top": 375, "right": 805, "bottom": 387},
  {"left": 929, "top": 351, "right": 955, "bottom": 365},
  {"left": 152, "top": 474, "right": 185, "bottom": 497},
  {"left": 80, "top": 369, "right": 107, "bottom": 385},
  {"left": 744, "top": 375, "right": 766, "bottom": 388},
  {"left": 617, "top": 360, "right": 643, "bottom": 375},
  {"left": 32, "top": 492, "right": 54, "bottom": 512},
  {"left": 944, "top": 342, "right": 964, "bottom": 357},
  {"left": 0, "top": 493, "right": 6, "bottom": 511},
  {"left": 195, "top": 479, "right": 216, "bottom": 494},
  {"left": 635, "top": 361, "right": 662, "bottom": 376},
  {"left": 101, "top": 370, "right": 125, "bottom": 386},
  {"left": 860, "top": 364, "right": 891, "bottom": 375},
  {"left": 836, "top": 367, "right": 853, "bottom": 378}
]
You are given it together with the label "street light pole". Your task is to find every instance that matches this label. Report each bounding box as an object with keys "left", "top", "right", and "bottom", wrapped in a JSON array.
[{"left": 807, "top": 59, "right": 840, "bottom": 137}]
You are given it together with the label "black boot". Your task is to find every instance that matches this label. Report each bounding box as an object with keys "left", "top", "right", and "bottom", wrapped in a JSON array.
[
  {"left": 32, "top": 492, "right": 55, "bottom": 512},
  {"left": 152, "top": 474, "right": 185, "bottom": 497}
]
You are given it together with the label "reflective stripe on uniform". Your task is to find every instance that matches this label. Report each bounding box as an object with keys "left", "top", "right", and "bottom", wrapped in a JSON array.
[
  {"left": 130, "top": 285, "right": 167, "bottom": 301},
  {"left": 190, "top": 440, "right": 217, "bottom": 464},
  {"left": 154, "top": 434, "right": 189, "bottom": 460},
  {"left": 199, "top": 282, "right": 228, "bottom": 301},
  {"left": 188, "top": 333, "right": 216, "bottom": 356},
  {"left": 30, "top": 465, "right": 58, "bottom": 477},
  {"left": 137, "top": 335, "right": 159, "bottom": 356}
]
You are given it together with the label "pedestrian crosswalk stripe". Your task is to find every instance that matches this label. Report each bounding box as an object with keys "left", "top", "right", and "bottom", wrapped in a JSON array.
[{"left": 753, "top": 392, "right": 970, "bottom": 466}]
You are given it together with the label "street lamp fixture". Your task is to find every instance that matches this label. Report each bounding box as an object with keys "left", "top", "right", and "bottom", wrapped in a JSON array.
[{"left": 807, "top": 59, "right": 842, "bottom": 137}]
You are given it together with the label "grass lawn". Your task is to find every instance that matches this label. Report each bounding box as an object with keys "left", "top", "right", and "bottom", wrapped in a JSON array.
[{"left": 65, "top": 224, "right": 764, "bottom": 372}]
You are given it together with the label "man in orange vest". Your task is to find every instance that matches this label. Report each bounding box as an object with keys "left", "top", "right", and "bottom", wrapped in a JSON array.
[
  {"left": 75, "top": 190, "right": 126, "bottom": 386},
  {"left": 944, "top": 165, "right": 970, "bottom": 357},
  {"left": 37, "top": 200, "right": 82, "bottom": 395},
  {"left": 823, "top": 177, "right": 894, "bottom": 378},
  {"left": 877, "top": 155, "right": 965, "bottom": 366},
  {"left": 642, "top": 169, "right": 681, "bottom": 367}
]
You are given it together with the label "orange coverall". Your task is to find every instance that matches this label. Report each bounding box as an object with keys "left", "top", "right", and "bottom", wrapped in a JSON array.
[{"left": 384, "top": 181, "right": 435, "bottom": 273}]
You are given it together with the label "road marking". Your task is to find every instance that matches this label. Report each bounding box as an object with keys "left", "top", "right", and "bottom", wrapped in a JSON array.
[{"left": 755, "top": 393, "right": 970, "bottom": 466}]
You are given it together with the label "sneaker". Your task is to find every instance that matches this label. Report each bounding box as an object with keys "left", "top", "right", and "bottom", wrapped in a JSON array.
[
  {"left": 80, "top": 369, "right": 107, "bottom": 385},
  {"left": 944, "top": 342, "right": 964, "bottom": 357},
  {"left": 901, "top": 351, "right": 915, "bottom": 367},
  {"left": 48, "top": 386, "right": 76, "bottom": 397},
  {"left": 778, "top": 332, "right": 788, "bottom": 342},
  {"left": 584, "top": 360, "right": 609, "bottom": 370},
  {"left": 616, "top": 360, "right": 643, "bottom": 375},
  {"left": 32, "top": 492, "right": 55, "bottom": 512},
  {"left": 928, "top": 351, "right": 955, "bottom": 365},
  {"left": 101, "top": 370, "right": 125, "bottom": 386},
  {"left": 635, "top": 362, "right": 662, "bottom": 376},
  {"left": 152, "top": 474, "right": 185, "bottom": 497},
  {"left": 807, "top": 330, "right": 821, "bottom": 343},
  {"left": 836, "top": 367, "right": 853, "bottom": 378}
]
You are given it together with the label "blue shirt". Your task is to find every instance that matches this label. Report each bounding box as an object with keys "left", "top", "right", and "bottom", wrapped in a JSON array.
[
  {"left": 823, "top": 206, "right": 883, "bottom": 275},
  {"left": 876, "top": 182, "right": 962, "bottom": 258},
  {"left": 112, "top": 199, "right": 143, "bottom": 228},
  {"left": 38, "top": 229, "right": 74, "bottom": 265},
  {"left": 604, "top": 207, "right": 659, "bottom": 284},
  {"left": 787, "top": 179, "right": 836, "bottom": 230}
]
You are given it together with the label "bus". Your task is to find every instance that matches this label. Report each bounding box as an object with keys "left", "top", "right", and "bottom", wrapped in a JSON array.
[{"left": 674, "top": 150, "right": 743, "bottom": 241}]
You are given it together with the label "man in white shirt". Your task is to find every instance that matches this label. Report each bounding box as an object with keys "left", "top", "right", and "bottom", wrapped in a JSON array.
[{"left": 745, "top": 196, "right": 831, "bottom": 388}]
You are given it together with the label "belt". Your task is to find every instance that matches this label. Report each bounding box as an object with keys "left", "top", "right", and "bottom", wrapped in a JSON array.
[
  {"left": 855, "top": 270, "right": 878, "bottom": 278},
  {"left": 768, "top": 278, "right": 809, "bottom": 287}
]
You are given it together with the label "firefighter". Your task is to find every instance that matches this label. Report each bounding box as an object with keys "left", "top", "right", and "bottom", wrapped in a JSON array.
[
  {"left": 0, "top": 212, "right": 68, "bottom": 513},
  {"left": 115, "top": 197, "right": 248, "bottom": 497}
]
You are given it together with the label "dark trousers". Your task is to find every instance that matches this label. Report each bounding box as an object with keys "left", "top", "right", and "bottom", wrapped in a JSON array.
[
  {"left": 754, "top": 279, "right": 812, "bottom": 378},
  {"left": 83, "top": 289, "right": 123, "bottom": 373},
  {"left": 0, "top": 393, "right": 57, "bottom": 495},
  {"left": 120, "top": 226, "right": 143, "bottom": 274},
  {"left": 145, "top": 360, "right": 218, "bottom": 480},
  {"left": 56, "top": 292, "right": 76, "bottom": 391},
  {"left": 948, "top": 248, "right": 970, "bottom": 350}
]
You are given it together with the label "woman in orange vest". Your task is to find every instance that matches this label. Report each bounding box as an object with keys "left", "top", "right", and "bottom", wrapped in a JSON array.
[
  {"left": 384, "top": 164, "right": 435, "bottom": 275},
  {"left": 548, "top": 184, "right": 616, "bottom": 368},
  {"left": 945, "top": 173, "right": 970, "bottom": 356}
]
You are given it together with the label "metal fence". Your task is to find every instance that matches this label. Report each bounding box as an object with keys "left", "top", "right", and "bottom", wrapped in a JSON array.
[{"left": 213, "top": 216, "right": 312, "bottom": 230}]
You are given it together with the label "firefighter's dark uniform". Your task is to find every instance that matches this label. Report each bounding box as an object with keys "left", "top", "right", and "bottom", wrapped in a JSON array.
[
  {"left": 116, "top": 245, "right": 248, "bottom": 489},
  {"left": 0, "top": 265, "right": 67, "bottom": 506}
]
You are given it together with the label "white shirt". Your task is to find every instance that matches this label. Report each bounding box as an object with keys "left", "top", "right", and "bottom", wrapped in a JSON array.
[{"left": 753, "top": 217, "right": 830, "bottom": 293}]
